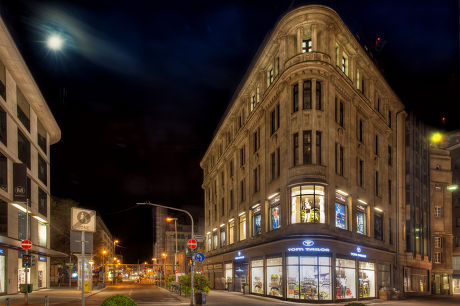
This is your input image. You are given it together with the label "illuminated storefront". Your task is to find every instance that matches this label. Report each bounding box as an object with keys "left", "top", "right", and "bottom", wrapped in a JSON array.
[
  {"left": 206, "top": 238, "right": 392, "bottom": 302},
  {"left": 0, "top": 249, "right": 5, "bottom": 294}
]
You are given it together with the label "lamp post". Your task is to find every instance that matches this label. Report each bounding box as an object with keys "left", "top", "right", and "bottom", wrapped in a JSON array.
[
  {"left": 161, "top": 252, "right": 167, "bottom": 287},
  {"left": 166, "top": 217, "right": 178, "bottom": 276},
  {"left": 113, "top": 240, "right": 119, "bottom": 261},
  {"left": 101, "top": 250, "right": 107, "bottom": 286},
  {"left": 137, "top": 202, "right": 195, "bottom": 305}
]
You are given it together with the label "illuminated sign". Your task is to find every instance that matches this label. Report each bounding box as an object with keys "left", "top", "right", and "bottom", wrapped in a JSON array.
[
  {"left": 39, "top": 256, "right": 46, "bottom": 262},
  {"left": 350, "top": 246, "right": 367, "bottom": 258},
  {"left": 287, "top": 247, "right": 330, "bottom": 252},
  {"left": 234, "top": 251, "right": 245, "bottom": 260},
  {"left": 0, "top": 249, "right": 4, "bottom": 255},
  {"left": 302, "top": 240, "right": 314, "bottom": 247}
]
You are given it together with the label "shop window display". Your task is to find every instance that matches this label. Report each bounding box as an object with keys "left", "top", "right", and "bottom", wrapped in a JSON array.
[
  {"left": 253, "top": 206, "right": 262, "bottom": 236},
  {"left": 378, "top": 263, "right": 391, "bottom": 289},
  {"left": 0, "top": 255, "right": 4, "bottom": 293},
  {"left": 287, "top": 256, "right": 331, "bottom": 300},
  {"left": 266, "top": 257, "right": 282, "bottom": 297},
  {"left": 335, "top": 258, "right": 356, "bottom": 299},
  {"left": 357, "top": 205, "right": 367, "bottom": 235},
  {"left": 225, "top": 263, "right": 233, "bottom": 289},
  {"left": 251, "top": 259, "right": 264, "bottom": 294},
  {"left": 335, "top": 192, "right": 347, "bottom": 229},
  {"left": 291, "top": 185, "right": 325, "bottom": 224},
  {"left": 213, "top": 232, "right": 218, "bottom": 250},
  {"left": 270, "top": 195, "right": 281, "bottom": 230},
  {"left": 358, "top": 261, "right": 375, "bottom": 298}
]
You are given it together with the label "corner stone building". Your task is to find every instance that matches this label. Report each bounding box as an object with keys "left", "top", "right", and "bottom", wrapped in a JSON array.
[{"left": 200, "top": 5, "right": 406, "bottom": 303}]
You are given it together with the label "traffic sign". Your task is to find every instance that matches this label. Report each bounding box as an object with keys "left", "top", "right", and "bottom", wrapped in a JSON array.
[
  {"left": 21, "top": 240, "right": 32, "bottom": 249},
  {"left": 194, "top": 252, "right": 205, "bottom": 263},
  {"left": 71, "top": 207, "right": 96, "bottom": 232},
  {"left": 187, "top": 239, "right": 197, "bottom": 249}
]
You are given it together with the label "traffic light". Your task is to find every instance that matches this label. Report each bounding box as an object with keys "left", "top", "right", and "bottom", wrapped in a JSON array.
[{"left": 22, "top": 255, "right": 31, "bottom": 267}]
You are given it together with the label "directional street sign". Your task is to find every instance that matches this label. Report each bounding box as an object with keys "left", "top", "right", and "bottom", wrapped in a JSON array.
[
  {"left": 187, "top": 239, "right": 197, "bottom": 249},
  {"left": 21, "top": 240, "right": 32, "bottom": 249},
  {"left": 194, "top": 252, "right": 205, "bottom": 263}
]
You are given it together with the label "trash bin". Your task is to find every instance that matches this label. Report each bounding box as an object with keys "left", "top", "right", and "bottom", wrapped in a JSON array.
[{"left": 195, "top": 291, "right": 206, "bottom": 305}]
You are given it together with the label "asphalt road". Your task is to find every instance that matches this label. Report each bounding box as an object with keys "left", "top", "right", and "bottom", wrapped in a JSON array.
[{"left": 1, "top": 283, "right": 460, "bottom": 305}]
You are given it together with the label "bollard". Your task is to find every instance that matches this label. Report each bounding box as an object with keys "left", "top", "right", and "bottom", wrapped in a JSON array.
[
  {"left": 5, "top": 298, "right": 9, "bottom": 306},
  {"left": 45, "top": 295, "right": 49, "bottom": 306}
]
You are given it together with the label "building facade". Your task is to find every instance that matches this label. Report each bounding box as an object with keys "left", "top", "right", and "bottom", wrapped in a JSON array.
[
  {"left": 429, "top": 147, "right": 453, "bottom": 294},
  {"left": 0, "top": 17, "right": 61, "bottom": 294},
  {"left": 201, "top": 5, "right": 405, "bottom": 302}
]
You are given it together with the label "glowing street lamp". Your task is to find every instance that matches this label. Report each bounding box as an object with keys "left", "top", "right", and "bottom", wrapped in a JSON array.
[
  {"left": 166, "top": 217, "right": 178, "bottom": 275},
  {"left": 46, "top": 34, "right": 64, "bottom": 51},
  {"left": 430, "top": 132, "right": 443, "bottom": 144},
  {"left": 101, "top": 250, "right": 107, "bottom": 285},
  {"left": 161, "top": 253, "right": 167, "bottom": 287}
]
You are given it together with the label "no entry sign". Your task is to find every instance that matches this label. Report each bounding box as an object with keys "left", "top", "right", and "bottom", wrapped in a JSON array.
[
  {"left": 187, "top": 239, "right": 197, "bottom": 249},
  {"left": 21, "top": 240, "right": 32, "bottom": 249}
]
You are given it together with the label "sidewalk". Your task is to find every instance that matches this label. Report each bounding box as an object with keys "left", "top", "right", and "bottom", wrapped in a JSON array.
[{"left": 0, "top": 286, "right": 107, "bottom": 305}]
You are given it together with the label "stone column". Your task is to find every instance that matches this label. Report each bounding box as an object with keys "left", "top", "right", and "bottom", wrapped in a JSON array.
[
  {"left": 312, "top": 24, "right": 318, "bottom": 51},
  {"left": 296, "top": 27, "right": 303, "bottom": 54}
]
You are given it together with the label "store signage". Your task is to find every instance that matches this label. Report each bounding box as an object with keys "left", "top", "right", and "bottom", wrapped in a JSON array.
[
  {"left": 39, "top": 256, "right": 46, "bottom": 262},
  {"left": 234, "top": 251, "right": 245, "bottom": 260},
  {"left": 350, "top": 246, "right": 367, "bottom": 258},
  {"left": 252, "top": 206, "right": 261, "bottom": 214},
  {"left": 0, "top": 249, "right": 4, "bottom": 255},
  {"left": 335, "top": 193, "right": 347, "bottom": 203},
  {"left": 288, "top": 240, "right": 330, "bottom": 253}
]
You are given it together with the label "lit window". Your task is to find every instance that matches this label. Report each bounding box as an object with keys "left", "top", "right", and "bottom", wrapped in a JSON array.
[
  {"left": 239, "top": 214, "right": 246, "bottom": 241},
  {"left": 207, "top": 233, "right": 211, "bottom": 251},
  {"left": 335, "top": 192, "right": 348, "bottom": 230},
  {"left": 434, "top": 207, "right": 442, "bottom": 218},
  {"left": 229, "top": 220, "right": 235, "bottom": 244},
  {"left": 270, "top": 194, "right": 281, "bottom": 230},
  {"left": 212, "top": 231, "right": 218, "bottom": 250},
  {"left": 341, "top": 54, "right": 348, "bottom": 75},
  {"left": 38, "top": 222, "right": 47, "bottom": 247},
  {"left": 220, "top": 228, "right": 226, "bottom": 247},
  {"left": 302, "top": 39, "right": 312, "bottom": 53},
  {"left": 291, "top": 185, "right": 325, "bottom": 224},
  {"left": 357, "top": 205, "right": 367, "bottom": 235},
  {"left": 267, "top": 68, "right": 274, "bottom": 86},
  {"left": 252, "top": 205, "right": 262, "bottom": 236},
  {"left": 434, "top": 237, "right": 442, "bottom": 248},
  {"left": 434, "top": 252, "right": 442, "bottom": 264}
]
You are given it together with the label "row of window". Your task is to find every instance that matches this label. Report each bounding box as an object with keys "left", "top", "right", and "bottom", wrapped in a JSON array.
[
  {"left": 207, "top": 186, "right": 390, "bottom": 252},
  {"left": 0, "top": 200, "right": 47, "bottom": 246}
]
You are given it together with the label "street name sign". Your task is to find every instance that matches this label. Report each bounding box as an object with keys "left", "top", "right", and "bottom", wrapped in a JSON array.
[
  {"left": 187, "top": 239, "right": 197, "bottom": 249},
  {"left": 71, "top": 207, "right": 96, "bottom": 232},
  {"left": 21, "top": 240, "right": 32, "bottom": 249}
]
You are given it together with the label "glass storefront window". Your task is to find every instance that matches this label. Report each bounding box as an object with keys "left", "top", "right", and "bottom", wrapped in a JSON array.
[
  {"left": 225, "top": 263, "right": 233, "bottom": 287},
  {"left": 270, "top": 195, "right": 281, "bottom": 230},
  {"left": 267, "top": 257, "right": 282, "bottom": 297},
  {"left": 239, "top": 214, "right": 247, "bottom": 241},
  {"left": 357, "top": 205, "right": 367, "bottom": 235},
  {"left": 220, "top": 228, "right": 226, "bottom": 247},
  {"left": 0, "top": 255, "right": 4, "bottom": 293},
  {"left": 251, "top": 259, "right": 264, "bottom": 294},
  {"left": 404, "top": 267, "right": 428, "bottom": 292},
  {"left": 378, "top": 263, "right": 391, "bottom": 289},
  {"left": 336, "top": 258, "right": 356, "bottom": 299},
  {"left": 38, "top": 222, "right": 47, "bottom": 247},
  {"left": 252, "top": 206, "right": 261, "bottom": 236},
  {"left": 287, "top": 255, "right": 331, "bottom": 300},
  {"left": 358, "top": 261, "right": 375, "bottom": 298},
  {"left": 291, "top": 185, "right": 325, "bottom": 224},
  {"left": 229, "top": 221, "right": 234, "bottom": 244},
  {"left": 212, "top": 232, "right": 218, "bottom": 250}
]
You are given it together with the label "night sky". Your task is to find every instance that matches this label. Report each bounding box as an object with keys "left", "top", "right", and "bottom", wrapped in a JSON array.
[{"left": 0, "top": 0, "right": 458, "bottom": 262}]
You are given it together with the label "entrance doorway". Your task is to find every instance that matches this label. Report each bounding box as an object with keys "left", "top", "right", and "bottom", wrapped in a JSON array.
[{"left": 234, "top": 262, "right": 248, "bottom": 292}]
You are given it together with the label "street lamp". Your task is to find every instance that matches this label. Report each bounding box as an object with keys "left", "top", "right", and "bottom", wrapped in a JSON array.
[
  {"left": 166, "top": 217, "right": 178, "bottom": 276},
  {"left": 101, "top": 250, "right": 107, "bottom": 285},
  {"left": 161, "top": 252, "right": 167, "bottom": 287},
  {"left": 137, "top": 202, "right": 196, "bottom": 305},
  {"left": 113, "top": 240, "right": 119, "bottom": 263},
  {"left": 46, "top": 34, "right": 64, "bottom": 51}
]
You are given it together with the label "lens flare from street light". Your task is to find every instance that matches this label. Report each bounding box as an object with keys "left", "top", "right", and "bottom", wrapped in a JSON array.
[
  {"left": 47, "top": 34, "right": 63, "bottom": 50},
  {"left": 431, "top": 132, "right": 443, "bottom": 144}
]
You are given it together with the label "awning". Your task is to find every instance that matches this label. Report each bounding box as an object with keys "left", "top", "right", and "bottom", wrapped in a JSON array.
[{"left": 0, "top": 235, "right": 68, "bottom": 257}]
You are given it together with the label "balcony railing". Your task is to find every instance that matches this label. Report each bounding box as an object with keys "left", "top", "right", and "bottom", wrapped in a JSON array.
[{"left": 285, "top": 51, "right": 331, "bottom": 71}]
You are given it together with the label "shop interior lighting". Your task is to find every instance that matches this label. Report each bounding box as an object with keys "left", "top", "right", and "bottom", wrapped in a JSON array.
[
  {"left": 251, "top": 203, "right": 260, "bottom": 209},
  {"left": 447, "top": 184, "right": 458, "bottom": 191},
  {"left": 374, "top": 207, "right": 383, "bottom": 212},
  {"left": 238, "top": 211, "right": 246, "bottom": 216},
  {"left": 336, "top": 189, "right": 348, "bottom": 196},
  {"left": 228, "top": 218, "right": 234, "bottom": 223},
  {"left": 212, "top": 228, "right": 217, "bottom": 231},
  {"left": 358, "top": 199, "right": 367, "bottom": 205},
  {"left": 267, "top": 192, "right": 279, "bottom": 200},
  {"left": 33, "top": 215, "right": 48, "bottom": 223},
  {"left": 220, "top": 223, "right": 225, "bottom": 227},
  {"left": 11, "top": 203, "right": 32, "bottom": 214},
  {"left": 206, "top": 232, "right": 210, "bottom": 235}
]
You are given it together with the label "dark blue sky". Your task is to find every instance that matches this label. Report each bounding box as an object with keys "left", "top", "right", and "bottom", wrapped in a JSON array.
[{"left": 1, "top": 0, "right": 458, "bottom": 262}]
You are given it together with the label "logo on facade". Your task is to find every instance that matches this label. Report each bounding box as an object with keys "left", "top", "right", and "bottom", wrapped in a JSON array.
[
  {"left": 234, "top": 251, "right": 245, "bottom": 260},
  {"left": 356, "top": 247, "right": 362, "bottom": 253},
  {"left": 302, "top": 240, "right": 314, "bottom": 247}
]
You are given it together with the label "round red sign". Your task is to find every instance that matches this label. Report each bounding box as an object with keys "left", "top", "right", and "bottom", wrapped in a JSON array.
[
  {"left": 21, "top": 240, "right": 32, "bottom": 249},
  {"left": 187, "top": 239, "right": 197, "bottom": 249}
]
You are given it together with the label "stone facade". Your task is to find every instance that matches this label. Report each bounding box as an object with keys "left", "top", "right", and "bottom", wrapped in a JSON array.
[
  {"left": 429, "top": 147, "right": 453, "bottom": 294},
  {"left": 200, "top": 5, "right": 406, "bottom": 302},
  {"left": 0, "top": 17, "right": 61, "bottom": 294}
]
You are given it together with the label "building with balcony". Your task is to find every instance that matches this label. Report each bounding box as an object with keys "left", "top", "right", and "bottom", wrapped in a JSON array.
[
  {"left": 200, "top": 5, "right": 405, "bottom": 302},
  {"left": 0, "top": 17, "right": 61, "bottom": 293}
]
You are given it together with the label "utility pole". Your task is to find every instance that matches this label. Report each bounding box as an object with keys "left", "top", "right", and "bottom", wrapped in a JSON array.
[
  {"left": 24, "top": 198, "right": 29, "bottom": 305},
  {"left": 137, "top": 202, "right": 195, "bottom": 305}
]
